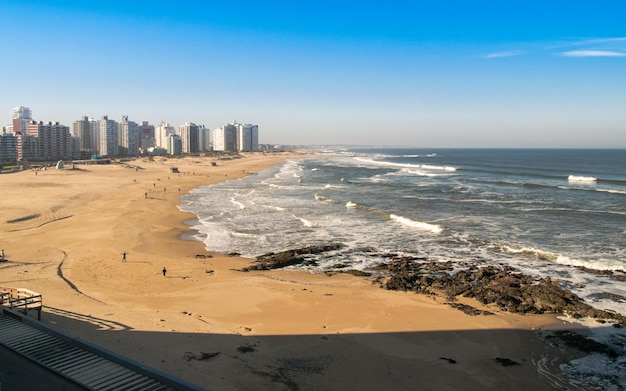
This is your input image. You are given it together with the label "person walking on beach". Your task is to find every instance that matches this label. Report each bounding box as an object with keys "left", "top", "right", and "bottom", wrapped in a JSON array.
[
  {"left": 162, "top": 267, "right": 167, "bottom": 277},
  {"left": 122, "top": 251, "right": 128, "bottom": 262},
  {"left": 1, "top": 249, "right": 4, "bottom": 262}
]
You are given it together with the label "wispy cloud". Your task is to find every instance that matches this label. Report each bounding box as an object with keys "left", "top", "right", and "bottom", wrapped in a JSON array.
[
  {"left": 551, "top": 37, "right": 626, "bottom": 58},
  {"left": 559, "top": 50, "right": 626, "bottom": 57},
  {"left": 573, "top": 37, "right": 626, "bottom": 46},
  {"left": 482, "top": 50, "right": 524, "bottom": 59},
  {"left": 480, "top": 37, "right": 626, "bottom": 60}
]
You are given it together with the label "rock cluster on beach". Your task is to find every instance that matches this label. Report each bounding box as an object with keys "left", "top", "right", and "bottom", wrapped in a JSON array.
[
  {"left": 241, "top": 244, "right": 343, "bottom": 271},
  {"left": 247, "top": 246, "right": 626, "bottom": 324},
  {"left": 378, "top": 258, "right": 626, "bottom": 323}
]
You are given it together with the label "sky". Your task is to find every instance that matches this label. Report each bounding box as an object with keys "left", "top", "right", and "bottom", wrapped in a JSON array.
[{"left": 1, "top": 0, "right": 625, "bottom": 148}]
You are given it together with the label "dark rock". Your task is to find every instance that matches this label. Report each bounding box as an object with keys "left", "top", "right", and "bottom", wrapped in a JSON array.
[
  {"left": 547, "top": 330, "right": 618, "bottom": 359},
  {"left": 495, "top": 357, "right": 519, "bottom": 366},
  {"left": 380, "top": 261, "right": 626, "bottom": 324},
  {"left": 447, "top": 303, "right": 493, "bottom": 316},
  {"left": 243, "top": 244, "right": 343, "bottom": 271},
  {"left": 237, "top": 345, "right": 256, "bottom": 353},
  {"left": 184, "top": 351, "right": 221, "bottom": 361}
]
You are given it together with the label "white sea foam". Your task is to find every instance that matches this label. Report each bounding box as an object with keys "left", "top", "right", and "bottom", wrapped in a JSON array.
[
  {"left": 502, "top": 245, "right": 559, "bottom": 261},
  {"left": 296, "top": 216, "right": 313, "bottom": 227},
  {"left": 597, "top": 188, "right": 626, "bottom": 195},
  {"left": 353, "top": 157, "right": 458, "bottom": 172},
  {"left": 568, "top": 175, "right": 597, "bottom": 183},
  {"left": 230, "top": 197, "right": 245, "bottom": 209},
  {"left": 397, "top": 168, "right": 440, "bottom": 177},
  {"left": 314, "top": 193, "right": 333, "bottom": 203},
  {"left": 553, "top": 255, "right": 626, "bottom": 272},
  {"left": 389, "top": 214, "right": 443, "bottom": 234}
]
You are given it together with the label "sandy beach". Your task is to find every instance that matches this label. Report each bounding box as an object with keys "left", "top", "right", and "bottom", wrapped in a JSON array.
[{"left": 0, "top": 153, "right": 578, "bottom": 390}]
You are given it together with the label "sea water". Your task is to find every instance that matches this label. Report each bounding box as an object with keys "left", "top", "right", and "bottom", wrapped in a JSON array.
[
  {"left": 179, "top": 148, "right": 626, "bottom": 316},
  {"left": 179, "top": 148, "right": 626, "bottom": 389}
]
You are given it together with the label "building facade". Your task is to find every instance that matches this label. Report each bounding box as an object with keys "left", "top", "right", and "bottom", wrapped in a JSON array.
[
  {"left": 119, "top": 116, "right": 139, "bottom": 157},
  {"left": 213, "top": 123, "right": 237, "bottom": 152},
  {"left": 235, "top": 123, "right": 259, "bottom": 152},
  {"left": 179, "top": 122, "right": 200, "bottom": 154},
  {"left": 98, "top": 115, "right": 118, "bottom": 157},
  {"left": 214, "top": 121, "right": 258, "bottom": 152},
  {"left": 155, "top": 121, "right": 175, "bottom": 149},
  {"left": 26, "top": 121, "right": 80, "bottom": 161},
  {"left": 139, "top": 121, "right": 155, "bottom": 149},
  {"left": 10, "top": 106, "right": 32, "bottom": 135},
  {"left": 72, "top": 116, "right": 98, "bottom": 152},
  {"left": 0, "top": 133, "right": 18, "bottom": 165},
  {"left": 167, "top": 134, "right": 182, "bottom": 155}
]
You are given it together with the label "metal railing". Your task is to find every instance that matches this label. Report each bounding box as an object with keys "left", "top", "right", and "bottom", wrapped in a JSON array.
[{"left": 0, "top": 287, "right": 42, "bottom": 320}]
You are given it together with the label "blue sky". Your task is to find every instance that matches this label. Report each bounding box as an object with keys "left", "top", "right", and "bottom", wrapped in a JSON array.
[{"left": 1, "top": 1, "right": 625, "bottom": 147}]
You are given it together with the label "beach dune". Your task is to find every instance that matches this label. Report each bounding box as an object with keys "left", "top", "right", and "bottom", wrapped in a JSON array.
[{"left": 0, "top": 154, "right": 572, "bottom": 390}]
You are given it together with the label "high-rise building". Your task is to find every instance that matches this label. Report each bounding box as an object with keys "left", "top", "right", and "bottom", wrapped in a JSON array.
[
  {"left": 16, "top": 134, "right": 37, "bottom": 162},
  {"left": 0, "top": 133, "right": 18, "bottom": 165},
  {"left": 119, "top": 116, "right": 139, "bottom": 157},
  {"left": 27, "top": 121, "right": 80, "bottom": 161},
  {"left": 98, "top": 115, "right": 118, "bottom": 157},
  {"left": 10, "top": 106, "right": 32, "bottom": 135},
  {"left": 214, "top": 121, "right": 259, "bottom": 152},
  {"left": 213, "top": 123, "right": 237, "bottom": 152},
  {"left": 198, "top": 124, "right": 211, "bottom": 151},
  {"left": 178, "top": 122, "right": 200, "bottom": 154},
  {"left": 155, "top": 122, "right": 175, "bottom": 149},
  {"left": 139, "top": 121, "right": 155, "bottom": 149},
  {"left": 167, "top": 134, "right": 182, "bottom": 155},
  {"left": 72, "top": 116, "right": 98, "bottom": 152},
  {"left": 235, "top": 123, "right": 259, "bottom": 152}
]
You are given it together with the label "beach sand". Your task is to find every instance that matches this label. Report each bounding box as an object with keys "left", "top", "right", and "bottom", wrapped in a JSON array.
[{"left": 0, "top": 153, "right": 576, "bottom": 390}]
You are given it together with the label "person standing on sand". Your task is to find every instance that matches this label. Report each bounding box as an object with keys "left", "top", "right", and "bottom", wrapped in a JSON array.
[
  {"left": 122, "top": 251, "right": 128, "bottom": 262},
  {"left": 162, "top": 267, "right": 167, "bottom": 277}
]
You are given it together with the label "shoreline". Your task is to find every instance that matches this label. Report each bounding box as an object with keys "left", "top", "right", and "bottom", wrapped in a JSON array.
[{"left": 0, "top": 153, "right": 590, "bottom": 390}]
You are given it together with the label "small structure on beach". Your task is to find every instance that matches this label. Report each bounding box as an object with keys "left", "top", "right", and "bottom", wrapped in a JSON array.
[
  {"left": 0, "top": 286, "right": 42, "bottom": 320},
  {"left": 170, "top": 167, "right": 179, "bottom": 173}
]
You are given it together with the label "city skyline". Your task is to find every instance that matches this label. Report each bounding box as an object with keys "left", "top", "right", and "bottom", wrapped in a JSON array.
[
  {"left": 1, "top": 106, "right": 259, "bottom": 164},
  {"left": 1, "top": 1, "right": 625, "bottom": 148}
]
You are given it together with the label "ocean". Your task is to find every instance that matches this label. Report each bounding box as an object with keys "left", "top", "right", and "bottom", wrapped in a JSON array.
[
  {"left": 179, "top": 148, "right": 626, "bottom": 317},
  {"left": 179, "top": 148, "right": 626, "bottom": 389}
]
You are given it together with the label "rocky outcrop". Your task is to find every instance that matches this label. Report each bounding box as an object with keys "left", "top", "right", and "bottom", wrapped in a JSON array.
[
  {"left": 242, "top": 244, "right": 344, "bottom": 271},
  {"left": 379, "top": 259, "right": 626, "bottom": 324}
]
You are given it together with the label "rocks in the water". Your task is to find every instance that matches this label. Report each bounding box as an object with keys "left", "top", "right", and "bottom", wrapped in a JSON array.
[
  {"left": 381, "top": 259, "right": 626, "bottom": 323},
  {"left": 240, "top": 246, "right": 624, "bottom": 324},
  {"left": 242, "top": 244, "right": 343, "bottom": 271},
  {"left": 547, "top": 330, "right": 619, "bottom": 359}
]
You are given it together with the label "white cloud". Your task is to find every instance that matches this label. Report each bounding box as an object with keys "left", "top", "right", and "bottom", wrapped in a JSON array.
[
  {"left": 482, "top": 50, "right": 524, "bottom": 59},
  {"left": 574, "top": 37, "right": 626, "bottom": 46},
  {"left": 560, "top": 50, "right": 626, "bottom": 57}
]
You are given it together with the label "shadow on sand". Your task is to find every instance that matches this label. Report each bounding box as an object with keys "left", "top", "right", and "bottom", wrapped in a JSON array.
[{"left": 27, "top": 308, "right": 610, "bottom": 391}]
